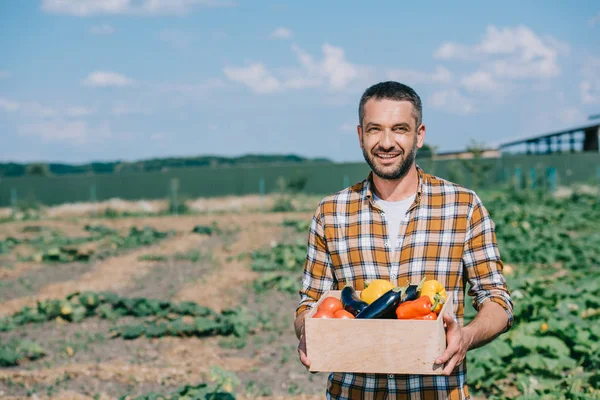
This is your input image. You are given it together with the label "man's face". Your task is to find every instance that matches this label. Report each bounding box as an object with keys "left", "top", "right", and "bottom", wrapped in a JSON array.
[{"left": 358, "top": 98, "right": 426, "bottom": 181}]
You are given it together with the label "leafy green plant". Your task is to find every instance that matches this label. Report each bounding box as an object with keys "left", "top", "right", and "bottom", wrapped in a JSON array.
[{"left": 0, "top": 338, "right": 45, "bottom": 366}]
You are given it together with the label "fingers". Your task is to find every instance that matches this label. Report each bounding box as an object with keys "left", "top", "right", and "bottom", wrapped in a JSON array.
[
  {"left": 435, "top": 342, "right": 456, "bottom": 365},
  {"left": 442, "top": 353, "right": 461, "bottom": 375},
  {"left": 442, "top": 313, "right": 456, "bottom": 326},
  {"left": 297, "top": 335, "right": 311, "bottom": 368},
  {"left": 436, "top": 315, "right": 459, "bottom": 365},
  {"left": 298, "top": 346, "right": 311, "bottom": 368}
]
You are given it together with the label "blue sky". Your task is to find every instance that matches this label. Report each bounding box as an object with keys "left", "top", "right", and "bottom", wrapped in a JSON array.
[{"left": 0, "top": 1, "right": 599, "bottom": 163}]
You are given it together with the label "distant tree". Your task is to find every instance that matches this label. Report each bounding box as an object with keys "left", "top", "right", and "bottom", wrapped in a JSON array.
[
  {"left": 461, "top": 140, "right": 493, "bottom": 189},
  {"left": 417, "top": 144, "right": 437, "bottom": 158},
  {"left": 25, "top": 163, "right": 52, "bottom": 177}
]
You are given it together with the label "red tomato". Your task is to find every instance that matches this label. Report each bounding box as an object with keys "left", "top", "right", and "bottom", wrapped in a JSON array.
[
  {"left": 313, "top": 310, "right": 334, "bottom": 319},
  {"left": 333, "top": 310, "right": 355, "bottom": 319},
  {"left": 318, "top": 297, "right": 343, "bottom": 314}
]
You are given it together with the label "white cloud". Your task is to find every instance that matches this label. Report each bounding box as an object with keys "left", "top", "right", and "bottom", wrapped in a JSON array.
[
  {"left": 387, "top": 66, "right": 452, "bottom": 85},
  {"left": 589, "top": 12, "right": 600, "bottom": 27},
  {"left": 580, "top": 56, "right": 600, "bottom": 104},
  {"left": 434, "top": 25, "right": 565, "bottom": 80},
  {"left": 270, "top": 27, "right": 292, "bottom": 39},
  {"left": 65, "top": 106, "right": 93, "bottom": 117},
  {"left": 159, "top": 29, "right": 190, "bottom": 49},
  {"left": 461, "top": 70, "right": 499, "bottom": 93},
  {"left": 83, "top": 71, "right": 133, "bottom": 87},
  {"left": 0, "top": 70, "right": 9, "bottom": 79},
  {"left": 225, "top": 43, "right": 362, "bottom": 94},
  {"left": 89, "top": 24, "right": 115, "bottom": 34},
  {"left": 429, "top": 90, "right": 475, "bottom": 115},
  {"left": 0, "top": 98, "right": 94, "bottom": 119},
  {"left": 18, "top": 120, "right": 110, "bottom": 144},
  {"left": 223, "top": 63, "right": 281, "bottom": 94},
  {"left": 42, "top": 0, "right": 235, "bottom": 16},
  {"left": 0, "top": 98, "right": 57, "bottom": 118},
  {"left": 0, "top": 98, "right": 20, "bottom": 112}
]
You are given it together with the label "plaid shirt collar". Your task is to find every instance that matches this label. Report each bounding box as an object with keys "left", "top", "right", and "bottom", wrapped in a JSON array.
[{"left": 362, "top": 164, "right": 427, "bottom": 210}]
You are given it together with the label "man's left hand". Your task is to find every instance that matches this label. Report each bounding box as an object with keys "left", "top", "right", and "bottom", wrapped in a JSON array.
[{"left": 435, "top": 313, "right": 473, "bottom": 375}]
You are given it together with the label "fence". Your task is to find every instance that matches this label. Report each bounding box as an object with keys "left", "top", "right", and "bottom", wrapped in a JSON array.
[{"left": 1, "top": 152, "right": 599, "bottom": 207}]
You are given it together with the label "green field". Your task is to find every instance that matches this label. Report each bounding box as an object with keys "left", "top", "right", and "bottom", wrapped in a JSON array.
[{"left": 0, "top": 186, "right": 599, "bottom": 399}]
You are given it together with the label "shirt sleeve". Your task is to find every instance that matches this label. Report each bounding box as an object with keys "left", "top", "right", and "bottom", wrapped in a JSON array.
[
  {"left": 463, "top": 194, "right": 514, "bottom": 332},
  {"left": 295, "top": 204, "right": 336, "bottom": 318}
]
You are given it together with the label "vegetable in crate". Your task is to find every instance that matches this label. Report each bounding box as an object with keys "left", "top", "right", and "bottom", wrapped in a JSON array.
[
  {"left": 318, "top": 297, "right": 343, "bottom": 314},
  {"left": 360, "top": 279, "right": 395, "bottom": 304},
  {"left": 402, "top": 276, "right": 426, "bottom": 302},
  {"left": 395, "top": 295, "right": 440, "bottom": 320},
  {"left": 333, "top": 310, "right": 355, "bottom": 319},
  {"left": 420, "top": 279, "right": 446, "bottom": 314},
  {"left": 356, "top": 287, "right": 403, "bottom": 319},
  {"left": 341, "top": 286, "right": 369, "bottom": 316}
]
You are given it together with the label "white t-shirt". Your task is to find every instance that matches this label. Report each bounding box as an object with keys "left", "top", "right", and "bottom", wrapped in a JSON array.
[{"left": 373, "top": 192, "right": 416, "bottom": 255}]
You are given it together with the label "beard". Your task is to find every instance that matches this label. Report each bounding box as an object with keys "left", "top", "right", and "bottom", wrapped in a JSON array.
[{"left": 362, "top": 139, "right": 417, "bottom": 181}]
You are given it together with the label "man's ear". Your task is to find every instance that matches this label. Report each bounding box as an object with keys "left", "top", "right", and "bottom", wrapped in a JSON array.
[
  {"left": 416, "top": 124, "right": 426, "bottom": 149},
  {"left": 357, "top": 124, "right": 363, "bottom": 149}
]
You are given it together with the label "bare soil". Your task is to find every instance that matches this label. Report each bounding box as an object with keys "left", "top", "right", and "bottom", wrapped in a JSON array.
[{"left": 0, "top": 209, "right": 328, "bottom": 399}]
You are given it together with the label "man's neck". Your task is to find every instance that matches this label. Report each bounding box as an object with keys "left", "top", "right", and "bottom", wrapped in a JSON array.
[{"left": 371, "top": 165, "right": 419, "bottom": 202}]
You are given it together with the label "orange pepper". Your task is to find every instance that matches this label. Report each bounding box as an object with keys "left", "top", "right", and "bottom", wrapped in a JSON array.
[{"left": 395, "top": 296, "right": 436, "bottom": 319}]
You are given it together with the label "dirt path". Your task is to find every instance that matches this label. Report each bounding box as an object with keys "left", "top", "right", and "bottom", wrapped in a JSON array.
[
  {"left": 173, "top": 212, "right": 311, "bottom": 311},
  {"left": 0, "top": 233, "right": 209, "bottom": 316}
]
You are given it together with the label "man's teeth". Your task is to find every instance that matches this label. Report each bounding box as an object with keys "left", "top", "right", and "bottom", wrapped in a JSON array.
[{"left": 377, "top": 154, "right": 399, "bottom": 158}]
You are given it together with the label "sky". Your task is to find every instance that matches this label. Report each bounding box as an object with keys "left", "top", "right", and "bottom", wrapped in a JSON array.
[{"left": 0, "top": 1, "right": 599, "bottom": 164}]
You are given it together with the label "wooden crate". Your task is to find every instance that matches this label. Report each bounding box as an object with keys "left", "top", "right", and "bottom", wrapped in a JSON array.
[{"left": 305, "top": 291, "right": 453, "bottom": 374}]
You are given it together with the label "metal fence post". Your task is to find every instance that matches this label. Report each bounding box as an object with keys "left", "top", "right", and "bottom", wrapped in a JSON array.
[
  {"left": 529, "top": 168, "right": 536, "bottom": 190},
  {"left": 343, "top": 175, "right": 350, "bottom": 188},
  {"left": 170, "top": 178, "right": 179, "bottom": 215},
  {"left": 10, "top": 188, "right": 17, "bottom": 212},
  {"left": 259, "top": 177, "right": 265, "bottom": 213},
  {"left": 546, "top": 167, "right": 557, "bottom": 194},
  {"left": 514, "top": 168, "right": 521, "bottom": 191},
  {"left": 90, "top": 184, "right": 97, "bottom": 216}
]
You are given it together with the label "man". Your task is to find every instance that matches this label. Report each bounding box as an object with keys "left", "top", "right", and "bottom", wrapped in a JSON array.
[{"left": 295, "top": 81, "right": 513, "bottom": 399}]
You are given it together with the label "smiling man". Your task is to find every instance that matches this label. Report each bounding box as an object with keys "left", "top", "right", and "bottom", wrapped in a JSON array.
[{"left": 295, "top": 81, "right": 513, "bottom": 399}]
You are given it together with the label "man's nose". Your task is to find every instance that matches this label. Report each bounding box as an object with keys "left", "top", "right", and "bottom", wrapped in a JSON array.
[{"left": 379, "top": 129, "right": 395, "bottom": 149}]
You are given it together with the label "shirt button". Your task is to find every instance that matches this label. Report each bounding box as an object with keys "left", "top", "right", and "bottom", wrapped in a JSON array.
[
  {"left": 388, "top": 374, "right": 394, "bottom": 378},
  {"left": 384, "top": 242, "right": 389, "bottom": 248},
  {"left": 391, "top": 274, "right": 397, "bottom": 279},
  {"left": 380, "top": 212, "right": 385, "bottom": 216}
]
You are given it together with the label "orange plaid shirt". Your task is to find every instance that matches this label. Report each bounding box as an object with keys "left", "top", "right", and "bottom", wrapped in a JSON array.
[{"left": 297, "top": 166, "right": 513, "bottom": 400}]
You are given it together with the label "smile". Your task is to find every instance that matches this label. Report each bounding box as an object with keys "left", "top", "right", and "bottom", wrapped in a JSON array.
[{"left": 375, "top": 153, "right": 400, "bottom": 160}]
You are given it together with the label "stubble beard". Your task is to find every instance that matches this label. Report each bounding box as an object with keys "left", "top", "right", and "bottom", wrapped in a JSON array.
[{"left": 362, "top": 139, "right": 417, "bottom": 181}]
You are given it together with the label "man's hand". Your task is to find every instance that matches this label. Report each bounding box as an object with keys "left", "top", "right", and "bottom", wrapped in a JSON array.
[
  {"left": 294, "top": 310, "right": 313, "bottom": 370},
  {"left": 297, "top": 331, "right": 311, "bottom": 369},
  {"left": 435, "top": 313, "right": 473, "bottom": 375},
  {"left": 435, "top": 301, "right": 509, "bottom": 375}
]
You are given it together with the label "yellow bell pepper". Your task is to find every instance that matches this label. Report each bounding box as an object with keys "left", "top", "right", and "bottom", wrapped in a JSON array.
[
  {"left": 420, "top": 279, "right": 446, "bottom": 314},
  {"left": 360, "top": 279, "right": 395, "bottom": 304}
]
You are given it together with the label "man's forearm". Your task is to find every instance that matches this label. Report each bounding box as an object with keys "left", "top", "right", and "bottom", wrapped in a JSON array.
[{"left": 463, "top": 301, "right": 509, "bottom": 350}]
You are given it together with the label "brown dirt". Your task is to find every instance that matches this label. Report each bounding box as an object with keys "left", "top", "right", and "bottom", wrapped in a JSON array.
[
  {"left": 0, "top": 209, "right": 328, "bottom": 399},
  {"left": 0, "top": 261, "right": 43, "bottom": 280},
  {"left": 173, "top": 212, "right": 311, "bottom": 312},
  {"left": 0, "top": 221, "right": 88, "bottom": 241},
  {"left": 0, "top": 262, "right": 95, "bottom": 302},
  {"left": 0, "top": 233, "right": 210, "bottom": 316}
]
